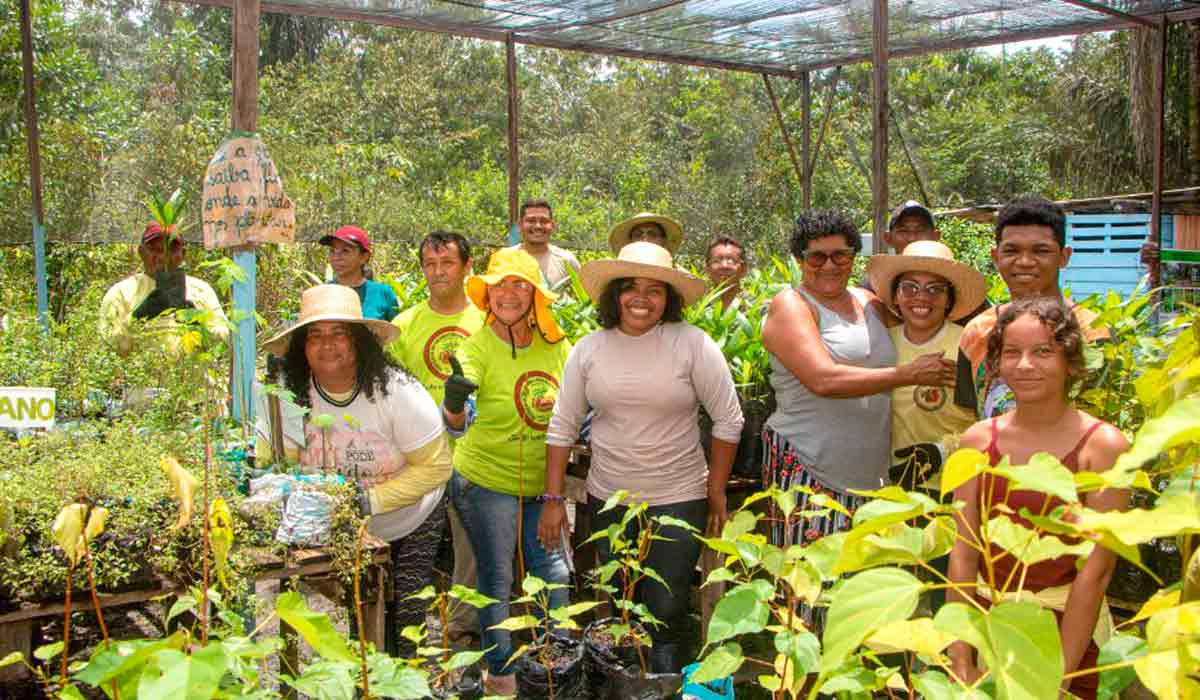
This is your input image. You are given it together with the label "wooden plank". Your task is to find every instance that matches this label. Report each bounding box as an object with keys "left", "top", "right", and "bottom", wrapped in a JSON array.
[
  {"left": 232, "top": 0, "right": 260, "bottom": 132},
  {"left": 0, "top": 619, "right": 33, "bottom": 681},
  {"left": 699, "top": 546, "right": 724, "bottom": 636},
  {"left": 0, "top": 583, "right": 179, "bottom": 624},
  {"left": 870, "top": 0, "right": 889, "bottom": 253}
]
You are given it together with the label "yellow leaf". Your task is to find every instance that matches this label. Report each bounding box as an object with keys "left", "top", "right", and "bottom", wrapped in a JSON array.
[
  {"left": 51, "top": 504, "right": 87, "bottom": 568},
  {"left": 208, "top": 498, "right": 234, "bottom": 589},
  {"left": 180, "top": 330, "right": 202, "bottom": 354},
  {"left": 160, "top": 457, "right": 200, "bottom": 530},
  {"left": 84, "top": 507, "right": 109, "bottom": 542},
  {"left": 942, "top": 448, "right": 988, "bottom": 499},
  {"left": 865, "top": 617, "right": 955, "bottom": 657},
  {"left": 1123, "top": 589, "right": 1181, "bottom": 627}
]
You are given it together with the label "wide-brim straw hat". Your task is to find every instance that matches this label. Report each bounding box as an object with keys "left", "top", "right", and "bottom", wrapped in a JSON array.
[
  {"left": 263, "top": 284, "right": 399, "bottom": 356},
  {"left": 581, "top": 241, "right": 707, "bottom": 307},
  {"left": 607, "top": 212, "right": 684, "bottom": 255},
  {"left": 466, "top": 247, "right": 565, "bottom": 343},
  {"left": 866, "top": 240, "right": 987, "bottom": 321}
]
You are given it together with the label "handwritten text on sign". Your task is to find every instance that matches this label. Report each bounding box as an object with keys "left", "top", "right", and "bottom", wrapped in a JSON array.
[
  {"left": 202, "top": 135, "right": 296, "bottom": 249},
  {"left": 0, "top": 387, "right": 56, "bottom": 430}
]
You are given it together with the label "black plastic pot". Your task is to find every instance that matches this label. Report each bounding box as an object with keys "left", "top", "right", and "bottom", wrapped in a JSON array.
[
  {"left": 700, "top": 392, "right": 775, "bottom": 481},
  {"left": 429, "top": 662, "right": 482, "bottom": 700},
  {"left": 513, "top": 632, "right": 585, "bottom": 700},
  {"left": 583, "top": 618, "right": 680, "bottom": 700}
]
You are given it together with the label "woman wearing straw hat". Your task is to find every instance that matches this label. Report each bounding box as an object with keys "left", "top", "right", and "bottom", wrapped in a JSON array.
[
  {"left": 263, "top": 284, "right": 452, "bottom": 656},
  {"left": 539, "top": 241, "right": 744, "bottom": 673},
  {"left": 866, "top": 240, "right": 987, "bottom": 492},
  {"left": 441, "top": 247, "right": 572, "bottom": 695},
  {"left": 761, "top": 211, "right": 957, "bottom": 549},
  {"left": 607, "top": 212, "right": 685, "bottom": 255}
]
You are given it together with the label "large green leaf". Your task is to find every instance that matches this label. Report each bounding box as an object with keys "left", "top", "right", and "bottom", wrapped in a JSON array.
[
  {"left": 912, "top": 669, "right": 993, "bottom": 699},
  {"left": 706, "top": 583, "right": 770, "bottom": 645},
  {"left": 368, "top": 655, "right": 432, "bottom": 699},
  {"left": 276, "top": 591, "right": 356, "bottom": 664},
  {"left": 282, "top": 660, "right": 357, "bottom": 700},
  {"left": 1113, "top": 398, "right": 1200, "bottom": 474},
  {"left": 773, "top": 629, "right": 819, "bottom": 678},
  {"left": 820, "top": 568, "right": 922, "bottom": 672},
  {"left": 689, "top": 642, "right": 743, "bottom": 684},
  {"left": 1096, "top": 634, "right": 1146, "bottom": 700},
  {"left": 135, "top": 646, "right": 226, "bottom": 700},
  {"left": 989, "top": 453, "right": 1077, "bottom": 504},
  {"left": 1073, "top": 496, "right": 1200, "bottom": 545},
  {"left": 74, "top": 634, "right": 186, "bottom": 698},
  {"left": 933, "top": 601, "right": 1063, "bottom": 700},
  {"left": 1133, "top": 601, "right": 1200, "bottom": 700},
  {"left": 985, "top": 515, "right": 1093, "bottom": 566}
]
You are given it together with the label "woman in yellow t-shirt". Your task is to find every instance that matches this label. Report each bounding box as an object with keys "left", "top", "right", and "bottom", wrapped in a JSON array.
[
  {"left": 441, "top": 248, "right": 572, "bottom": 696},
  {"left": 866, "top": 240, "right": 987, "bottom": 491}
]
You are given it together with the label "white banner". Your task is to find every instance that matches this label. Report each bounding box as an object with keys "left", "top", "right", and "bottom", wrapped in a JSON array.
[{"left": 0, "top": 387, "right": 56, "bottom": 430}]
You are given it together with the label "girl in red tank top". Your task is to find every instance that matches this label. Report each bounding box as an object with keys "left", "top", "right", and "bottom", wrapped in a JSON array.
[{"left": 945, "top": 298, "right": 1129, "bottom": 700}]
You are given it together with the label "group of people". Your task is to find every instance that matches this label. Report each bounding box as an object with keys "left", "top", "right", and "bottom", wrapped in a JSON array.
[{"left": 100, "top": 194, "right": 1128, "bottom": 698}]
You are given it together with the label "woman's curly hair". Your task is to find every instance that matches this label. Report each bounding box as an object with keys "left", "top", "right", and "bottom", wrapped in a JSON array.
[
  {"left": 282, "top": 323, "right": 409, "bottom": 408},
  {"left": 985, "top": 296, "right": 1087, "bottom": 394}
]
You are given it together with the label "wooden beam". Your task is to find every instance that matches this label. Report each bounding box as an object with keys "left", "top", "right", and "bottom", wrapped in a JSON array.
[
  {"left": 800, "top": 71, "right": 812, "bottom": 209},
  {"left": 506, "top": 33, "right": 520, "bottom": 231},
  {"left": 871, "top": 0, "right": 889, "bottom": 254},
  {"left": 1151, "top": 16, "right": 1167, "bottom": 288},
  {"left": 1058, "top": 0, "right": 1157, "bottom": 28},
  {"left": 763, "top": 74, "right": 805, "bottom": 200},
  {"left": 19, "top": 0, "right": 48, "bottom": 329},
  {"left": 809, "top": 67, "right": 840, "bottom": 188},
  {"left": 232, "top": 0, "right": 260, "bottom": 132}
]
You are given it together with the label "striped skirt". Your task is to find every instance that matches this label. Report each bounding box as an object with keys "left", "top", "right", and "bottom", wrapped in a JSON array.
[{"left": 762, "top": 426, "right": 866, "bottom": 547}]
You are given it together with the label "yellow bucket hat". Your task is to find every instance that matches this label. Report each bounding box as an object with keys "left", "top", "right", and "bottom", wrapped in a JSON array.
[{"left": 466, "top": 248, "right": 565, "bottom": 343}]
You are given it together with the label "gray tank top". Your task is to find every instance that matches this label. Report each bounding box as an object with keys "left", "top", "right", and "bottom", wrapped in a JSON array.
[{"left": 765, "top": 286, "right": 897, "bottom": 493}]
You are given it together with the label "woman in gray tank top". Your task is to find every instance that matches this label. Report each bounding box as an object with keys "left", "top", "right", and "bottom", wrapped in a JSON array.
[{"left": 761, "top": 211, "right": 957, "bottom": 547}]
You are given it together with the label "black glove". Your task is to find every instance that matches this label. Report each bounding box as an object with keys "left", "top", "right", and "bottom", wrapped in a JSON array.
[
  {"left": 443, "top": 356, "right": 477, "bottom": 415},
  {"left": 889, "top": 443, "right": 942, "bottom": 491}
]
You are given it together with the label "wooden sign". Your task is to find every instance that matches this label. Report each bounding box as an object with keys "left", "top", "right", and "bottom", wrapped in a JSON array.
[
  {"left": 0, "top": 387, "right": 56, "bottom": 430},
  {"left": 202, "top": 135, "right": 296, "bottom": 249}
]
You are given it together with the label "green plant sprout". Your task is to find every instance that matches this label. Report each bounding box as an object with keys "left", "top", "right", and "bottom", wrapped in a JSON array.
[{"left": 403, "top": 583, "right": 497, "bottom": 694}]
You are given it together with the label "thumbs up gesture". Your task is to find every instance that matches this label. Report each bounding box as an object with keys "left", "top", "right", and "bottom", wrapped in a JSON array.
[{"left": 443, "top": 355, "right": 478, "bottom": 414}]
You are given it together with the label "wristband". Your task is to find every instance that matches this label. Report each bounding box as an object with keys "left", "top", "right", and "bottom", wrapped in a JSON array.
[{"left": 541, "top": 493, "right": 565, "bottom": 503}]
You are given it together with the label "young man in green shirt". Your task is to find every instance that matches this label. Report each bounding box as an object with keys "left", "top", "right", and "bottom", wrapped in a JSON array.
[{"left": 390, "top": 231, "right": 484, "bottom": 644}]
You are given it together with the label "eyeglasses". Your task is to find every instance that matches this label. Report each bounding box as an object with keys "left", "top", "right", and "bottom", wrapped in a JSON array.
[
  {"left": 800, "top": 248, "right": 855, "bottom": 267},
  {"left": 896, "top": 281, "right": 950, "bottom": 298},
  {"left": 630, "top": 225, "right": 666, "bottom": 241},
  {"left": 491, "top": 279, "right": 533, "bottom": 294}
]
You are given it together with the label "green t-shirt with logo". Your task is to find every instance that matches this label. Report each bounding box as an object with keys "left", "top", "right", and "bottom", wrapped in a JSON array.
[
  {"left": 390, "top": 301, "right": 485, "bottom": 405},
  {"left": 452, "top": 327, "right": 572, "bottom": 497}
]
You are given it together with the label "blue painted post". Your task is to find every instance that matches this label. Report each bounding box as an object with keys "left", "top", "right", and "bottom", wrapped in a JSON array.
[
  {"left": 33, "top": 217, "right": 48, "bottom": 329},
  {"left": 508, "top": 222, "right": 520, "bottom": 246},
  {"left": 231, "top": 248, "right": 256, "bottom": 425}
]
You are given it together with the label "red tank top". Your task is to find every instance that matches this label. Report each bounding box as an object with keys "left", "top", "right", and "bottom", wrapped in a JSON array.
[{"left": 983, "top": 417, "right": 1104, "bottom": 592}]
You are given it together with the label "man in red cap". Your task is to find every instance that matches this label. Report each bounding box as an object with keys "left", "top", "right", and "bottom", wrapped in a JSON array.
[
  {"left": 321, "top": 225, "right": 400, "bottom": 321},
  {"left": 99, "top": 222, "right": 228, "bottom": 354}
]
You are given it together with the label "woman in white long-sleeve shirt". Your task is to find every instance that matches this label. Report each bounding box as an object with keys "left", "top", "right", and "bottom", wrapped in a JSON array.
[{"left": 537, "top": 242, "right": 743, "bottom": 673}]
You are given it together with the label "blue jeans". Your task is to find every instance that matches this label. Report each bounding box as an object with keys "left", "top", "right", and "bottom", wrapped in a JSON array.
[{"left": 448, "top": 471, "right": 570, "bottom": 676}]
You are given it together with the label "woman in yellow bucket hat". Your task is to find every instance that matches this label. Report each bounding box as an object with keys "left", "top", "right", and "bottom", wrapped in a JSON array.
[{"left": 440, "top": 247, "right": 572, "bottom": 695}]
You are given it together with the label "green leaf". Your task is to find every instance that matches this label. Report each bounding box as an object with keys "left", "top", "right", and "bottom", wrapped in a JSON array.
[
  {"left": 933, "top": 601, "right": 1063, "bottom": 700},
  {"left": 1096, "top": 634, "right": 1147, "bottom": 700},
  {"left": 276, "top": 591, "right": 356, "bottom": 664},
  {"left": 444, "top": 649, "right": 487, "bottom": 672},
  {"left": 820, "top": 568, "right": 922, "bottom": 672},
  {"left": 135, "top": 646, "right": 226, "bottom": 700},
  {"left": 74, "top": 635, "right": 185, "bottom": 694},
  {"left": 283, "top": 660, "right": 357, "bottom": 700},
  {"left": 720, "top": 510, "right": 758, "bottom": 539},
  {"left": 369, "top": 655, "right": 432, "bottom": 699},
  {"left": 689, "top": 642, "right": 743, "bottom": 684},
  {"left": 702, "top": 566, "right": 738, "bottom": 587},
  {"left": 912, "top": 669, "right": 992, "bottom": 699},
  {"left": 985, "top": 515, "right": 1093, "bottom": 566},
  {"left": 989, "top": 453, "right": 1077, "bottom": 503},
  {"left": 782, "top": 559, "right": 822, "bottom": 603},
  {"left": 34, "top": 641, "right": 64, "bottom": 662},
  {"left": 166, "top": 594, "right": 197, "bottom": 626},
  {"left": 489, "top": 615, "right": 539, "bottom": 632},
  {"left": 802, "top": 531, "right": 847, "bottom": 581},
  {"left": 1074, "top": 496, "right": 1200, "bottom": 546},
  {"left": 0, "top": 651, "right": 21, "bottom": 671},
  {"left": 449, "top": 584, "right": 498, "bottom": 608},
  {"left": 520, "top": 575, "right": 546, "bottom": 597},
  {"left": 1113, "top": 398, "right": 1200, "bottom": 474},
  {"left": 773, "top": 629, "right": 819, "bottom": 678},
  {"left": 58, "top": 686, "right": 87, "bottom": 700},
  {"left": 706, "top": 584, "right": 770, "bottom": 645}
]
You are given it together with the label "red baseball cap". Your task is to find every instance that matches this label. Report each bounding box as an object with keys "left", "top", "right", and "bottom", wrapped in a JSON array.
[
  {"left": 141, "top": 222, "right": 178, "bottom": 244},
  {"left": 320, "top": 225, "right": 371, "bottom": 253}
]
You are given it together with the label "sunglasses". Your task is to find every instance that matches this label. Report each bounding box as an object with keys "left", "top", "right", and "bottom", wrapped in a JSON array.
[{"left": 801, "top": 248, "right": 855, "bottom": 267}]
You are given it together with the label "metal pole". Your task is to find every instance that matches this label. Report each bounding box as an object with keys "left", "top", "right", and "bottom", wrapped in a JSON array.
[
  {"left": 20, "top": 0, "right": 48, "bottom": 329},
  {"left": 230, "top": 0, "right": 260, "bottom": 426},
  {"left": 763, "top": 74, "right": 806, "bottom": 201},
  {"left": 800, "top": 71, "right": 812, "bottom": 209},
  {"left": 1150, "top": 15, "right": 1167, "bottom": 288},
  {"left": 506, "top": 33, "right": 521, "bottom": 246},
  {"left": 872, "top": 0, "right": 889, "bottom": 253}
]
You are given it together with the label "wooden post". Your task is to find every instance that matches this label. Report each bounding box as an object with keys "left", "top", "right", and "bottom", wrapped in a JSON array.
[
  {"left": 230, "top": 0, "right": 260, "bottom": 425},
  {"left": 763, "top": 74, "right": 806, "bottom": 199},
  {"left": 800, "top": 71, "right": 812, "bottom": 209},
  {"left": 506, "top": 33, "right": 521, "bottom": 246},
  {"left": 20, "top": 0, "right": 48, "bottom": 329},
  {"left": 871, "top": 0, "right": 889, "bottom": 254},
  {"left": 1150, "top": 16, "right": 1168, "bottom": 288}
]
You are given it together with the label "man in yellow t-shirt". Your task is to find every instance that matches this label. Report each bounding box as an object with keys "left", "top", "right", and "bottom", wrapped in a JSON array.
[
  {"left": 390, "top": 231, "right": 484, "bottom": 644},
  {"left": 99, "top": 222, "right": 229, "bottom": 355},
  {"left": 868, "top": 241, "right": 987, "bottom": 491}
]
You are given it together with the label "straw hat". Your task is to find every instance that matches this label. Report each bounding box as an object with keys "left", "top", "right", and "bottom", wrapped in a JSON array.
[
  {"left": 607, "top": 213, "right": 684, "bottom": 255},
  {"left": 263, "top": 284, "right": 399, "bottom": 356},
  {"left": 466, "top": 247, "right": 565, "bottom": 343},
  {"left": 866, "top": 240, "right": 987, "bottom": 321},
  {"left": 581, "top": 241, "right": 707, "bottom": 307}
]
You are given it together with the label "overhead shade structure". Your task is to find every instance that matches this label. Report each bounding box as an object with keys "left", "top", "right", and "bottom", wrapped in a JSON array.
[{"left": 178, "top": 0, "right": 1200, "bottom": 75}]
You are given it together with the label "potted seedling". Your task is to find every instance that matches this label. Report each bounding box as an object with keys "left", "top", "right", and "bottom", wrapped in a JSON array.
[
  {"left": 583, "top": 490, "right": 695, "bottom": 699},
  {"left": 492, "top": 574, "right": 599, "bottom": 700},
  {"left": 404, "top": 584, "right": 497, "bottom": 699},
  {"left": 136, "top": 188, "right": 191, "bottom": 321}
]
